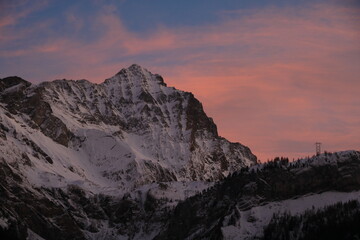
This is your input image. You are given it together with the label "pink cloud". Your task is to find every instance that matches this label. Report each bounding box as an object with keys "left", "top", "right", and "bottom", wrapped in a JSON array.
[
  {"left": 0, "top": 0, "right": 47, "bottom": 28},
  {"left": 1, "top": 2, "right": 359, "bottom": 161}
]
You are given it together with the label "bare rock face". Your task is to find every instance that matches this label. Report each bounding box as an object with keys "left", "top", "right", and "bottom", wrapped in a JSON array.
[{"left": 0, "top": 77, "right": 73, "bottom": 147}]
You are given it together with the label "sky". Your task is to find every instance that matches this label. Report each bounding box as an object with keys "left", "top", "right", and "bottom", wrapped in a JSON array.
[{"left": 1, "top": 0, "right": 359, "bottom": 161}]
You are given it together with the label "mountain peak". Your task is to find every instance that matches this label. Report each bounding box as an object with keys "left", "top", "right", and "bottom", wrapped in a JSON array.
[
  {"left": 115, "top": 64, "right": 149, "bottom": 77},
  {"left": 128, "top": 63, "right": 146, "bottom": 72},
  {"left": 0, "top": 76, "right": 31, "bottom": 91},
  {"left": 109, "top": 64, "right": 167, "bottom": 87}
]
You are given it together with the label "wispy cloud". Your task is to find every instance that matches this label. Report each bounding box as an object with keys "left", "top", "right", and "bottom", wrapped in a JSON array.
[
  {"left": 0, "top": 0, "right": 48, "bottom": 28},
  {"left": 0, "top": 1, "right": 359, "bottom": 160}
]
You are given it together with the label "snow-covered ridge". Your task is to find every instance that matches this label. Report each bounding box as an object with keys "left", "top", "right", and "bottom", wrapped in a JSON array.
[
  {"left": 0, "top": 64, "right": 256, "bottom": 194},
  {"left": 250, "top": 150, "right": 360, "bottom": 173}
]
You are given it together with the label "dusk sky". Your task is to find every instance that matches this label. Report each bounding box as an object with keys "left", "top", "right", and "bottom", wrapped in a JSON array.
[{"left": 1, "top": 0, "right": 359, "bottom": 161}]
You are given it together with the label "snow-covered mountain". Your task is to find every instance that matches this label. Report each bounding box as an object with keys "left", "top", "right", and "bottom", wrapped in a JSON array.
[
  {"left": 0, "top": 64, "right": 256, "bottom": 193},
  {"left": 0, "top": 65, "right": 256, "bottom": 239},
  {"left": 2, "top": 65, "right": 358, "bottom": 240}
]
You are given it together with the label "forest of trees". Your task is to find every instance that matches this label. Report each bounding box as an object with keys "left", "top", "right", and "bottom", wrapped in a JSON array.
[{"left": 262, "top": 200, "right": 360, "bottom": 240}]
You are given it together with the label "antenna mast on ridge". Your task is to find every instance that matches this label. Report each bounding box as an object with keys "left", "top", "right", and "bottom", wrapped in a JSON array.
[{"left": 315, "top": 142, "right": 321, "bottom": 155}]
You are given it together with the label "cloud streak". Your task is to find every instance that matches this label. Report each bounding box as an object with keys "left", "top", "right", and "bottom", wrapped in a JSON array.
[{"left": 1, "top": 1, "right": 359, "bottom": 161}]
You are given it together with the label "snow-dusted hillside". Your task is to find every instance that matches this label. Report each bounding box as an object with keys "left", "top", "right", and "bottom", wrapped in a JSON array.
[
  {"left": 156, "top": 151, "right": 360, "bottom": 240},
  {"left": 0, "top": 64, "right": 256, "bottom": 194},
  {"left": 222, "top": 191, "right": 360, "bottom": 240}
]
